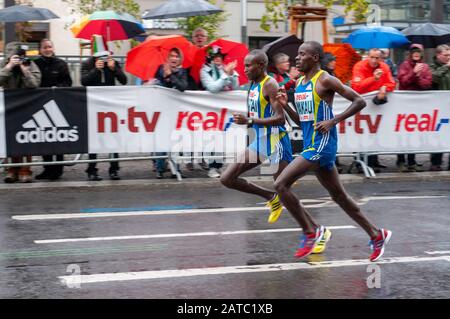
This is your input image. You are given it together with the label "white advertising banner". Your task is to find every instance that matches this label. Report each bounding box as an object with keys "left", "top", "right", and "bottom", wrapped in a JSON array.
[
  {"left": 0, "top": 89, "right": 5, "bottom": 158},
  {"left": 87, "top": 86, "right": 247, "bottom": 153},
  {"left": 333, "top": 90, "right": 450, "bottom": 153},
  {"left": 1, "top": 87, "right": 449, "bottom": 156}
]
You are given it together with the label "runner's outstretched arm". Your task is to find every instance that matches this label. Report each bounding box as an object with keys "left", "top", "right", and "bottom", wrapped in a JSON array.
[{"left": 314, "top": 76, "right": 366, "bottom": 135}]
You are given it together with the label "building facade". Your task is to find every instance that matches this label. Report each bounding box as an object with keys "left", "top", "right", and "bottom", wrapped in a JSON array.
[{"left": 1, "top": 0, "right": 353, "bottom": 56}]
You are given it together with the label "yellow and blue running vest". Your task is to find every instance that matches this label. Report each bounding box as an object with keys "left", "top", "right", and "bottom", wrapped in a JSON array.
[
  {"left": 247, "top": 75, "right": 293, "bottom": 164},
  {"left": 294, "top": 70, "right": 337, "bottom": 170}
]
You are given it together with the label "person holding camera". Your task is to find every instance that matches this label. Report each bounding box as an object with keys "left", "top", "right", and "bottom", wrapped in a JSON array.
[
  {"left": 0, "top": 42, "right": 41, "bottom": 183},
  {"left": 34, "top": 39, "right": 73, "bottom": 181},
  {"left": 81, "top": 49, "right": 127, "bottom": 181}
]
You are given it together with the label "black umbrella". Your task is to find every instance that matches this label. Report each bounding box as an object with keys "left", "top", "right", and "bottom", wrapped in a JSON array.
[
  {"left": 262, "top": 35, "right": 303, "bottom": 68},
  {"left": 0, "top": 5, "right": 59, "bottom": 22},
  {"left": 143, "top": 0, "right": 223, "bottom": 20},
  {"left": 402, "top": 23, "right": 450, "bottom": 48}
]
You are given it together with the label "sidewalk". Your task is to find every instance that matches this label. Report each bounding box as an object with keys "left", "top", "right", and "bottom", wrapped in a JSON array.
[{"left": 1, "top": 153, "right": 449, "bottom": 190}]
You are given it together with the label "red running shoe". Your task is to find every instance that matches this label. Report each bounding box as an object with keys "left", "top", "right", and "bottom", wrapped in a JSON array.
[
  {"left": 369, "top": 229, "right": 392, "bottom": 262},
  {"left": 295, "top": 226, "right": 324, "bottom": 259}
]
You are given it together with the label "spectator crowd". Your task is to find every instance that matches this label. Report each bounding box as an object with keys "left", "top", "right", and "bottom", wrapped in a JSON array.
[{"left": 1, "top": 28, "right": 449, "bottom": 183}]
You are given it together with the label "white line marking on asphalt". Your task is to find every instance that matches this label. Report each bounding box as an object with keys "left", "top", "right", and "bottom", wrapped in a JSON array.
[
  {"left": 34, "top": 225, "right": 357, "bottom": 244},
  {"left": 59, "top": 255, "right": 450, "bottom": 285},
  {"left": 12, "top": 195, "right": 446, "bottom": 221},
  {"left": 425, "top": 250, "right": 450, "bottom": 255}
]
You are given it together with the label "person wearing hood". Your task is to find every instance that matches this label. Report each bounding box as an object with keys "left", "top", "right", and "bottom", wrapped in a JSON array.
[
  {"left": 0, "top": 42, "right": 41, "bottom": 183},
  {"left": 154, "top": 47, "right": 188, "bottom": 91},
  {"left": 396, "top": 44, "right": 432, "bottom": 172},
  {"left": 152, "top": 47, "right": 187, "bottom": 179},
  {"left": 429, "top": 44, "right": 450, "bottom": 171},
  {"left": 33, "top": 39, "right": 73, "bottom": 181}
]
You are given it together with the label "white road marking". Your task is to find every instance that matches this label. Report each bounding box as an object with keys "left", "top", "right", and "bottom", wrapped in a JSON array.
[
  {"left": 12, "top": 195, "right": 446, "bottom": 221},
  {"left": 35, "top": 225, "right": 357, "bottom": 244},
  {"left": 425, "top": 250, "right": 450, "bottom": 255},
  {"left": 59, "top": 255, "right": 450, "bottom": 286}
]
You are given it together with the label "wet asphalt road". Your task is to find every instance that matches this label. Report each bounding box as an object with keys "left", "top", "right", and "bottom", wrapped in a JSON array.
[{"left": 0, "top": 178, "right": 449, "bottom": 299}]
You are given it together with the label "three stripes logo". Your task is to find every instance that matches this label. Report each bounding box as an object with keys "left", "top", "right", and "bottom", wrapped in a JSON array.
[{"left": 15, "top": 100, "right": 79, "bottom": 144}]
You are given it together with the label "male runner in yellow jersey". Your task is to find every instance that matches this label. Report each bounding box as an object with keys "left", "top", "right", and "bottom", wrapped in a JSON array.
[
  {"left": 220, "top": 50, "right": 293, "bottom": 223},
  {"left": 274, "top": 41, "right": 392, "bottom": 261}
]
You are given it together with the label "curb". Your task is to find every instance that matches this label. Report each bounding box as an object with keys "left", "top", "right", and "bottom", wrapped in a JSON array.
[{"left": 0, "top": 171, "right": 449, "bottom": 191}]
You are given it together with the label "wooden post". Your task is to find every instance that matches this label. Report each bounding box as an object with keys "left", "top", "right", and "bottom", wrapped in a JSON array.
[
  {"left": 321, "top": 19, "right": 329, "bottom": 44},
  {"left": 288, "top": 5, "right": 328, "bottom": 43}
]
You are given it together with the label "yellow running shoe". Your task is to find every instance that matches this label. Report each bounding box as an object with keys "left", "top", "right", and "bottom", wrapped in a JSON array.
[
  {"left": 267, "top": 194, "right": 283, "bottom": 223},
  {"left": 312, "top": 227, "right": 332, "bottom": 254}
]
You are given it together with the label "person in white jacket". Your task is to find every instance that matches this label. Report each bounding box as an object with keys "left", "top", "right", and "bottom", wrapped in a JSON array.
[
  {"left": 200, "top": 46, "right": 239, "bottom": 177},
  {"left": 200, "top": 46, "right": 239, "bottom": 93}
]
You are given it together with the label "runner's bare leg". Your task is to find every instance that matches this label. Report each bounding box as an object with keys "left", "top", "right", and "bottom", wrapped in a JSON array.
[
  {"left": 314, "top": 166, "right": 379, "bottom": 238},
  {"left": 221, "top": 149, "right": 275, "bottom": 201},
  {"left": 274, "top": 156, "right": 320, "bottom": 233}
]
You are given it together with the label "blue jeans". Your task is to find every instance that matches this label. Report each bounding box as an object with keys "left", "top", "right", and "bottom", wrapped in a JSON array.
[{"left": 154, "top": 152, "right": 167, "bottom": 173}]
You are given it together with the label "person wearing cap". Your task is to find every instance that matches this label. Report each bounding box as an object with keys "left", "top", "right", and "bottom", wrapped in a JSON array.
[
  {"left": 200, "top": 46, "right": 239, "bottom": 93},
  {"left": 200, "top": 46, "right": 239, "bottom": 178},
  {"left": 396, "top": 43, "right": 432, "bottom": 172},
  {"left": 81, "top": 40, "right": 127, "bottom": 181},
  {"left": 0, "top": 42, "right": 41, "bottom": 183}
]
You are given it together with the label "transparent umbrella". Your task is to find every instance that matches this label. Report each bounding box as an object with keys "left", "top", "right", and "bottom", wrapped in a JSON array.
[
  {"left": 143, "top": 0, "right": 222, "bottom": 20},
  {"left": 0, "top": 5, "right": 59, "bottom": 22}
]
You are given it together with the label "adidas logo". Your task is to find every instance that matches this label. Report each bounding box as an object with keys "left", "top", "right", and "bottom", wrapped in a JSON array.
[
  {"left": 15, "top": 100, "right": 79, "bottom": 144},
  {"left": 305, "top": 83, "right": 312, "bottom": 91}
]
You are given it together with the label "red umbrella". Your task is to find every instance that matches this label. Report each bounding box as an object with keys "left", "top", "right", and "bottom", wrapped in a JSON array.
[
  {"left": 125, "top": 35, "right": 198, "bottom": 80},
  {"left": 323, "top": 43, "right": 361, "bottom": 84},
  {"left": 190, "top": 39, "right": 249, "bottom": 86}
]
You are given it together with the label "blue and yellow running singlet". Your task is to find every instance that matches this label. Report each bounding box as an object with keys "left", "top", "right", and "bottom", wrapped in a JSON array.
[
  {"left": 247, "top": 75, "right": 293, "bottom": 164},
  {"left": 295, "top": 70, "right": 337, "bottom": 170}
]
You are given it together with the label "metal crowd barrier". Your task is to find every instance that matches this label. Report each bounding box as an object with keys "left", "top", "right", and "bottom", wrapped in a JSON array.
[{"left": 2, "top": 150, "right": 447, "bottom": 181}]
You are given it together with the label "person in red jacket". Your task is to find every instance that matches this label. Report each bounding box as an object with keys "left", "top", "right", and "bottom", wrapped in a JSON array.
[
  {"left": 396, "top": 43, "right": 432, "bottom": 172},
  {"left": 352, "top": 48, "right": 396, "bottom": 102},
  {"left": 398, "top": 44, "right": 432, "bottom": 91},
  {"left": 351, "top": 48, "right": 396, "bottom": 171}
]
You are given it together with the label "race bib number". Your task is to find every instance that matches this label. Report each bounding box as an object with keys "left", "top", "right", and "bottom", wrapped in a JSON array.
[
  {"left": 295, "top": 92, "right": 315, "bottom": 122},
  {"left": 248, "top": 88, "right": 259, "bottom": 119}
]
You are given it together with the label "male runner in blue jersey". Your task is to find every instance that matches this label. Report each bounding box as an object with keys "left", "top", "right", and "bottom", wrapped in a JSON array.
[
  {"left": 274, "top": 41, "right": 392, "bottom": 261},
  {"left": 220, "top": 50, "right": 293, "bottom": 223}
]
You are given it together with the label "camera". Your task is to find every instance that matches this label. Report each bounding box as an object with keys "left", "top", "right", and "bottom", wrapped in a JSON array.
[
  {"left": 14, "top": 48, "right": 31, "bottom": 66},
  {"left": 20, "top": 57, "right": 31, "bottom": 66}
]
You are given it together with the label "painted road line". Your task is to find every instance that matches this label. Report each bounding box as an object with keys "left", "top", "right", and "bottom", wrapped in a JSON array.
[
  {"left": 425, "top": 250, "right": 450, "bottom": 255},
  {"left": 35, "top": 225, "right": 357, "bottom": 244},
  {"left": 12, "top": 195, "right": 447, "bottom": 221},
  {"left": 12, "top": 204, "right": 329, "bottom": 221},
  {"left": 0, "top": 244, "right": 167, "bottom": 261},
  {"left": 80, "top": 205, "right": 195, "bottom": 213},
  {"left": 59, "top": 255, "right": 450, "bottom": 285},
  {"left": 13, "top": 207, "right": 269, "bottom": 220}
]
